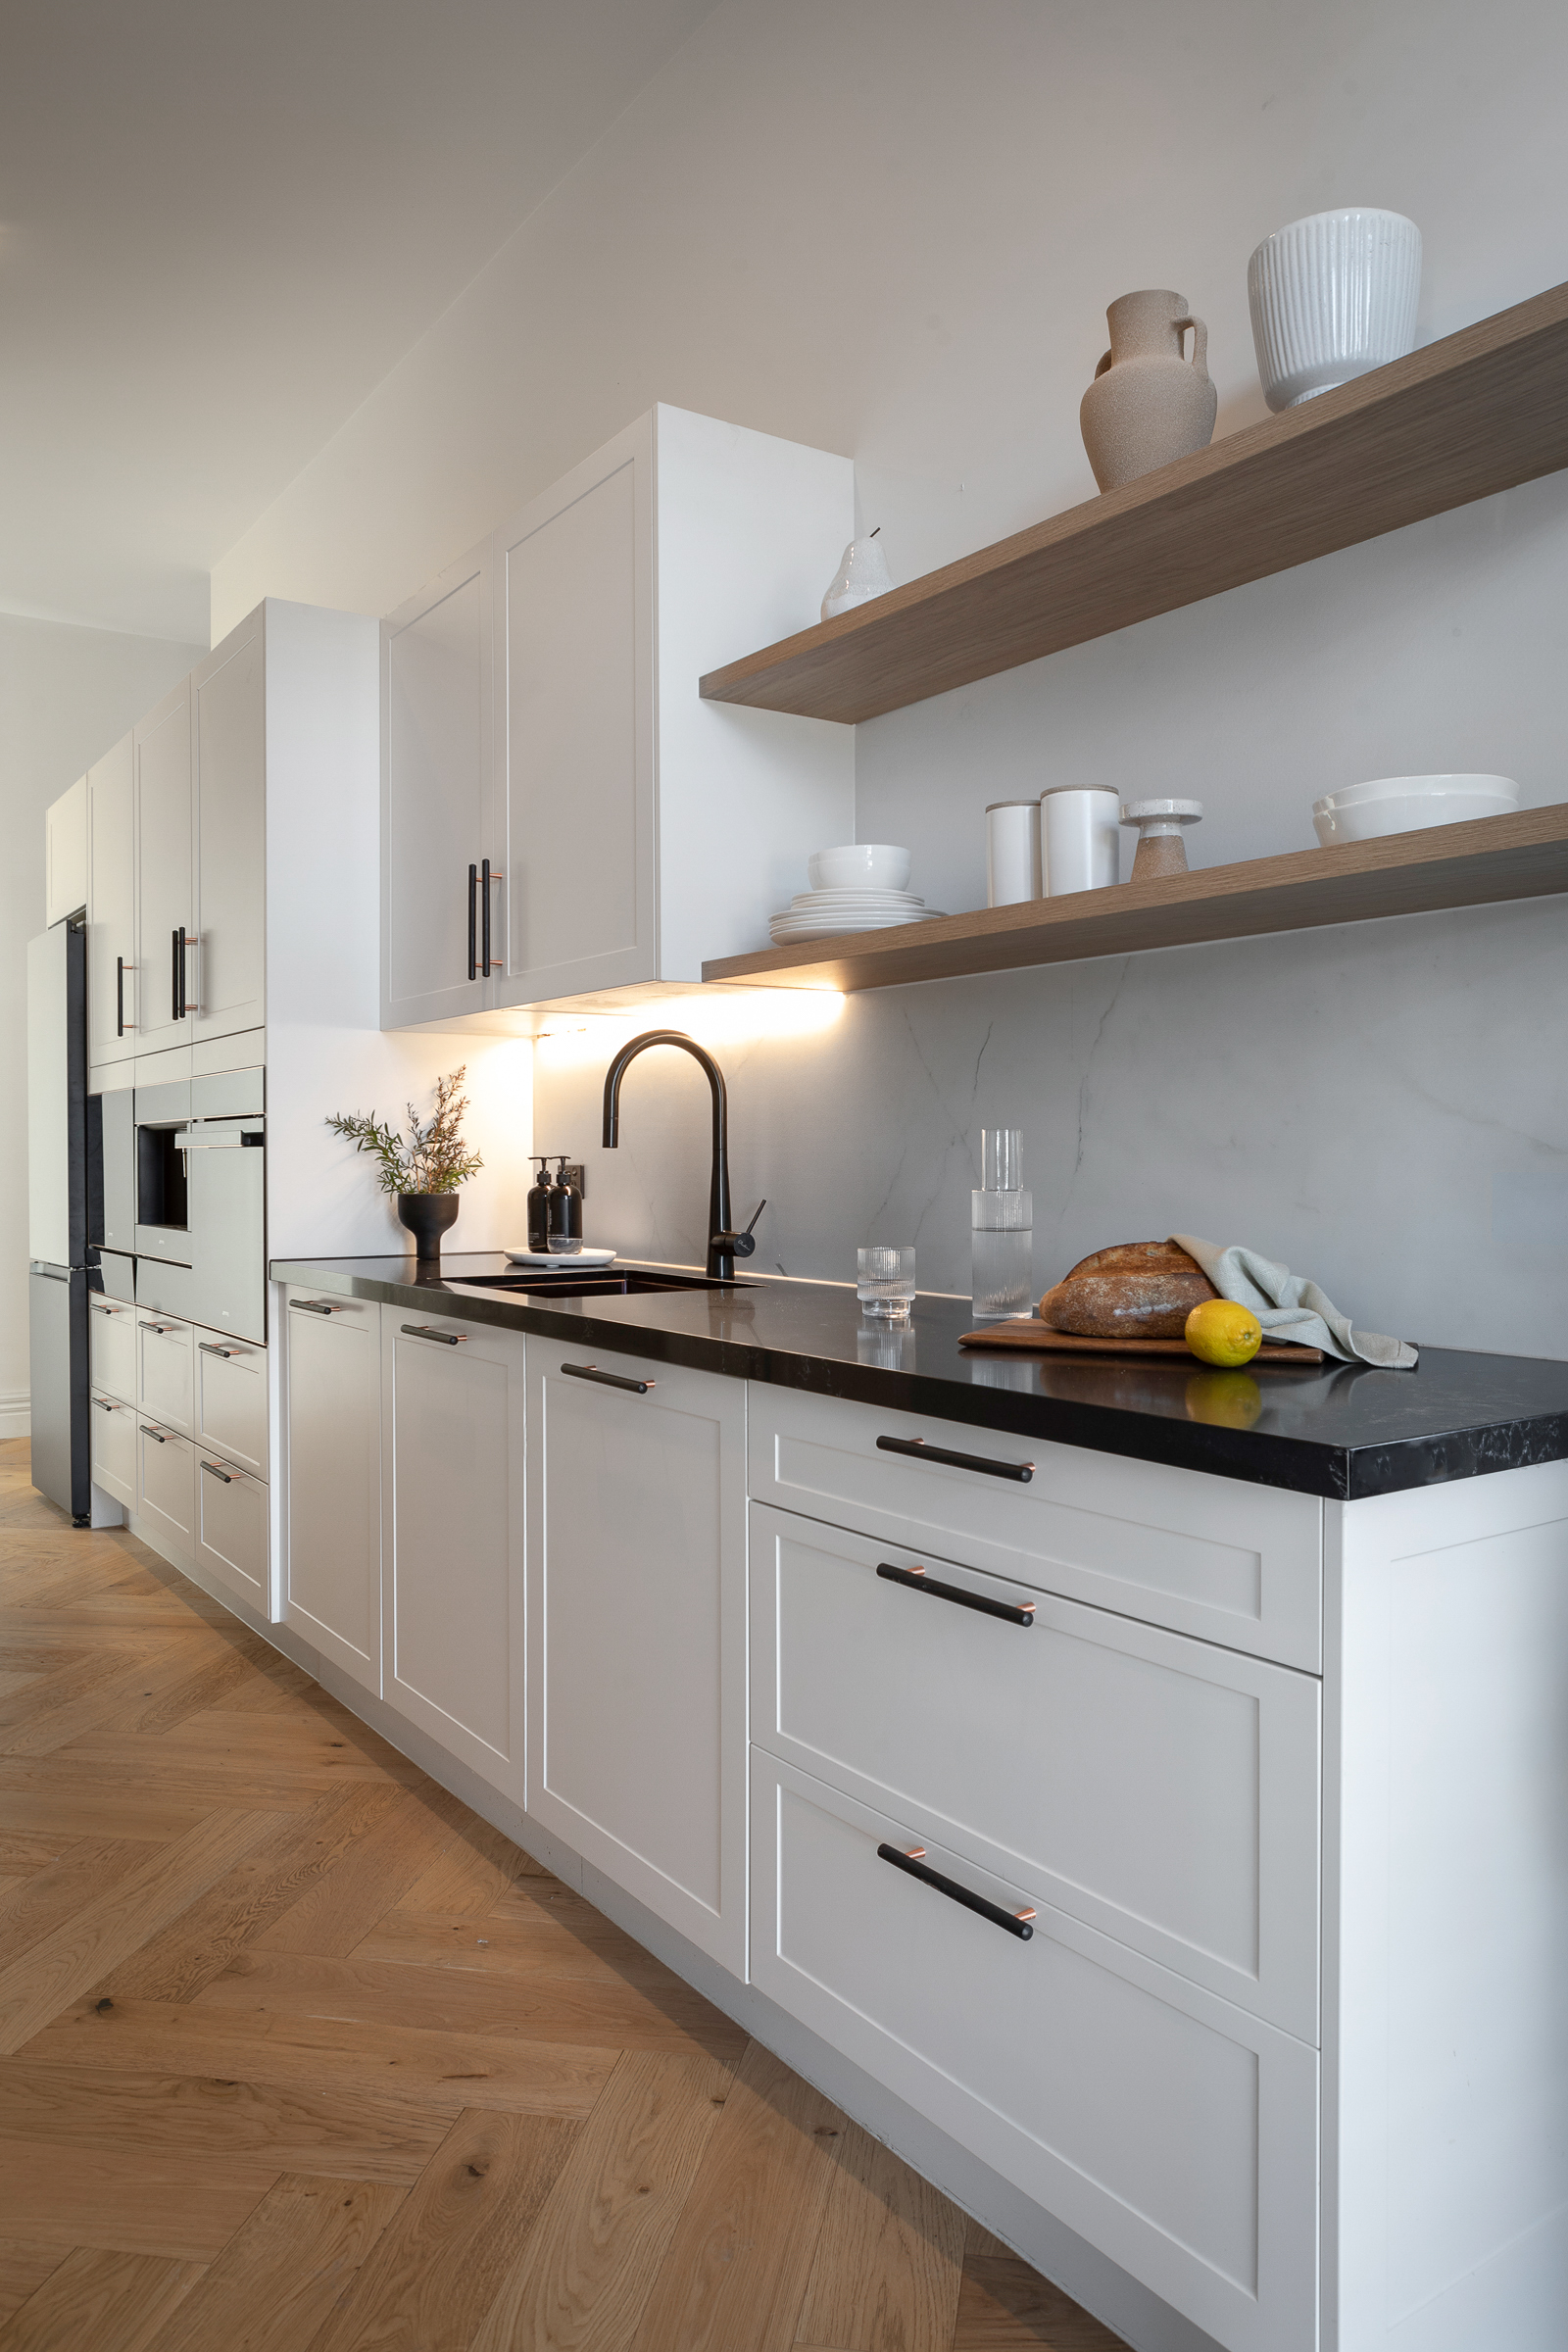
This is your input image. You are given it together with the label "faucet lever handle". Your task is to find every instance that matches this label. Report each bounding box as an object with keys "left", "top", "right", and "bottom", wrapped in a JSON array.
[{"left": 713, "top": 1200, "right": 766, "bottom": 1260}]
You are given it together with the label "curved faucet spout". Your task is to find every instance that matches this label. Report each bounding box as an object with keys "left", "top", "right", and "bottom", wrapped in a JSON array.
[{"left": 601, "top": 1030, "right": 735, "bottom": 1280}]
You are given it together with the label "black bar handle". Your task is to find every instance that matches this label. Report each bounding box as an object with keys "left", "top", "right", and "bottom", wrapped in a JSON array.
[
  {"left": 138, "top": 1320, "right": 172, "bottom": 1334},
  {"left": 876, "top": 1561, "right": 1035, "bottom": 1627},
  {"left": 139, "top": 1424, "right": 167, "bottom": 1444},
  {"left": 875, "top": 1842, "right": 1035, "bottom": 1939},
  {"left": 402, "top": 1324, "right": 466, "bottom": 1346},
  {"left": 467, "top": 863, "right": 478, "bottom": 982},
  {"left": 198, "top": 1342, "right": 235, "bottom": 1358},
  {"left": 172, "top": 927, "right": 180, "bottom": 1023},
  {"left": 117, "top": 955, "right": 127, "bottom": 1035},
  {"left": 481, "top": 856, "right": 492, "bottom": 977},
  {"left": 876, "top": 1433, "right": 1033, "bottom": 1483},
  {"left": 562, "top": 1360, "right": 653, "bottom": 1395},
  {"left": 91, "top": 1396, "right": 114, "bottom": 1413},
  {"left": 287, "top": 1298, "right": 338, "bottom": 1315},
  {"left": 200, "top": 1459, "right": 233, "bottom": 1484}
]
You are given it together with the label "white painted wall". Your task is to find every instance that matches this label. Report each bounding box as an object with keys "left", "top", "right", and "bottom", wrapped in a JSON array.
[
  {"left": 212, "top": 0, "right": 1568, "bottom": 1356},
  {"left": 3, "top": 612, "right": 203, "bottom": 1436}
]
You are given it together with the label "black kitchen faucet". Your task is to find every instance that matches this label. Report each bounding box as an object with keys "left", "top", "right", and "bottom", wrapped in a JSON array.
[{"left": 601, "top": 1031, "right": 763, "bottom": 1281}]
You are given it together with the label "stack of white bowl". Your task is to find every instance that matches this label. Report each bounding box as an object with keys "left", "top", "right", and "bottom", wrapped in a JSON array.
[
  {"left": 1311, "top": 774, "right": 1518, "bottom": 848},
  {"left": 769, "top": 845, "right": 947, "bottom": 944}
]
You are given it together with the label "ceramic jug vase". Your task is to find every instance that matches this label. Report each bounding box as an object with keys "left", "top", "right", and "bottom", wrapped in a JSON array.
[{"left": 1079, "top": 290, "right": 1217, "bottom": 492}]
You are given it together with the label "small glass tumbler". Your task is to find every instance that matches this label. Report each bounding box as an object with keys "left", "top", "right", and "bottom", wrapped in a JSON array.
[{"left": 858, "top": 1245, "right": 916, "bottom": 1323}]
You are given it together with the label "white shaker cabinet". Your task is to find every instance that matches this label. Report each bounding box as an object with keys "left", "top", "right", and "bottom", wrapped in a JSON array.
[
  {"left": 381, "top": 404, "right": 854, "bottom": 1024},
  {"left": 86, "top": 735, "right": 135, "bottom": 1068},
  {"left": 381, "top": 1309, "right": 525, "bottom": 1804},
  {"left": 382, "top": 541, "right": 492, "bottom": 1028},
  {"left": 282, "top": 1286, "right": 381, "bottom": 1693},
  {"left": 133, "top": 676, "right": 195, "bottom": 1055},
  {"left": 191, "top": 612, "right": 266, "bottom": 1044},
  {"left": 526, "top": 1343, "right": 748, "bottom": 1973},
  {"left": 46, "top": 775, "right": 87, "bottom": 925}
]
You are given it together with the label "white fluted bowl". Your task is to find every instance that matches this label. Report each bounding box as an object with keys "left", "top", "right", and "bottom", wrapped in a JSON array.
[
  {"left": 808, "top": 843, "right": 912, "bottom": 892},
  {"left": 1312, "top": 773, "right": 1517, "bottom": 847},
  {"left": 1249, "top": 209, "right": 1421, "bottom": 412}
]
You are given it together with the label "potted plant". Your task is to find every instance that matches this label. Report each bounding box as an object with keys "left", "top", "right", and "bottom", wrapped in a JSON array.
[{"left": 326, "top": 1067, "right": 482, "bottom": 1262}]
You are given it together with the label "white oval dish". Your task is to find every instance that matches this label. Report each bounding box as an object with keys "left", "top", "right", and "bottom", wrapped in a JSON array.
[{"left": 1312, "top": 773, "right": 1517, "bottom": 847}]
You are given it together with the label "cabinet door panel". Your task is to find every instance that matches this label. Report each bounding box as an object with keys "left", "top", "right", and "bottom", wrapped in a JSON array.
[
  {"left": 497, "top": 420, "right": 654, "bottom": 1004},
  {"left": 195, "top": 1456, "right": 268, "bottom": 1612},
  {"left": 89, "top": 1298, "right": 137, "bottom": 1404},
  {"left": 134, "top": 681, "right": 194, "bottom": 1055},
  {"left": 383, "top": 1314, "right": 524, "bottom": 1801},
  {"left": 753, "top": 1755, "right": 1318, "bottom": 2352},
  {"left": 382, "top": 546, "right": 490, "bottom": 1027},
  {"left": 138, "top": 1423, "right": 195, "bottom": 1565},
  {"left": 90, "top": 1394, "right": 136, "bottom": 1511},
  {"left": 87, "top": 735, "right": 135, "bottom": 1067},
  {"left": 749, "top": 1503, "right": 1319, "bottom": 2039},
  {"left": 136, "top": 1315, "right": 194, "bottom": 1438},
  {"left": 527, "top": 1346, "right": 745, "bottom": 1972},
  {"left": 192, "top": 618, "right": 266, "bottom": 1041},
  {"left": 47, "top": 777, "right": 87, "bottom": 925},
  {"left": 283, "top": 1290, "right": 380, "bottom": 1690},
  {"left": 195, "top": 1337, "right": 268, "bottom": 1479}
]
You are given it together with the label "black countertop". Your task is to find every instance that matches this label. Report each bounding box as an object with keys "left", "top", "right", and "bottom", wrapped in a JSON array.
[{"left": 270, "top": 1251, "right": 1568, "bottom": 1502}]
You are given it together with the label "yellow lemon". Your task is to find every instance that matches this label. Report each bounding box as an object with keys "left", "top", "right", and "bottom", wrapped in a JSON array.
[{"left": 1185, "top": 1298, "right": 1263, "bottom": 1367}]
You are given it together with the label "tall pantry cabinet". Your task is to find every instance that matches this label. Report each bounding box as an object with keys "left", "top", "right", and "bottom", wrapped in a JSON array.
[{"left": 382, "top": 404, "right": 856, "bottom": 1025}]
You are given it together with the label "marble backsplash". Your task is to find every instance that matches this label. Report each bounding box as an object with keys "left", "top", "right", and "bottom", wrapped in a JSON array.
[{"left": 531, "top": 890, "right": 1568, "bottom": 1361}]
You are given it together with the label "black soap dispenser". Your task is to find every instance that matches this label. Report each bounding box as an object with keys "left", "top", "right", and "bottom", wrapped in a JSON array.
[
  {"left": 526, "top": 1157, "right": 555, "bottom": 1255},
  {"left": 547, "top": 1156, "right": 583, "bottom": 1255}
]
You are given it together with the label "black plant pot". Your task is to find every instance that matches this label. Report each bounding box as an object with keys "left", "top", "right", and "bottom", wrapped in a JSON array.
[{"left": 398, "top": 1192, "right": 461, "bottom": 1263}]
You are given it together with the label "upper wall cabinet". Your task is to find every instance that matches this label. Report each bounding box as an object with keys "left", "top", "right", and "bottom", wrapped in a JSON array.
[
  {"left": 45, "top": 775, "right": 87, "bottom": 925},
  {"left": 191, "top": 612, "right": 266, "bottom": 1043},
  {"left": 132, "top": 676, "right": 196, "bottom": 1056},
  {"left": 380, "top": 404, "right": 855, "bottom": 1027},
  {"left": 86, "top": 736, "right": 135, "bottom": 1067}
]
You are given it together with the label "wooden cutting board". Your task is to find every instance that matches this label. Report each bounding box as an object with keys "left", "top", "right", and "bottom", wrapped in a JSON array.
[{"left": 958, "top": 1324, "right": 1325, "bottom": 1363}]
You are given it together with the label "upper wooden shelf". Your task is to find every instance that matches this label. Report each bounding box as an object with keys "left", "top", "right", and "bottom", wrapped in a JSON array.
[
  {"left": 702, "top": 804, "right": 1568, "bottom": 992},
  {"left": 700, "top": 281, "right": 1568, "bottom": 724}
]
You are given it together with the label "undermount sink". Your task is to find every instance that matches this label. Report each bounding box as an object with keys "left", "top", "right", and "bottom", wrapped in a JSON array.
[{"left": 444, "top": 1269, "right": 755, "bottom": 1298}]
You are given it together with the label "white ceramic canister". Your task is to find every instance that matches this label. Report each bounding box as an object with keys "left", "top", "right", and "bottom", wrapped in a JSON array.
[
  {"left": 1248, "top": 208, "right": 1421, "bottom": 412},
  {"left": 986, "top": 801, "right": 1042, "bottom": 906},
  {"left": 1041, "top": 786, "right": 1119, "bottom": 895}
]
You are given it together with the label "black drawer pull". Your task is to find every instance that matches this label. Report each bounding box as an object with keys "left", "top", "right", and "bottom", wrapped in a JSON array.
[
  {"left": 876, "top": 1434, "right": 1033, "bottom": 1483},
  {"left": 402, "top": 1324, "right": 466, "bottom": 1346},
  {"left": 139, "top": 1321, "right": 173, "bottom": 1335},
  {"left": 288, "top": 1298, "right": 338, "bottom": 1315},
  {"left": 561, "top": 1360, "right": 654, "bottom": 1395},
  {"left": 92, "top": 1302, "right": 117, "bottom": 1317},
  {"left": 876, "top": 1842, "right": 1035, "bottom": 1939},
  {"left": 199, "top": 1343, "right": 235, "bottom": 1358},
  {"left": 876, "top": 1561, "right": 1035, "bottom": 1626},
  {"left": 200, "top": 1459, "right": 233, "bottom": 1484},
  {"left": 139, "top": 1424, "right": 167, "bottom": 1444},
  {"left": 92, "top": 1396, "right": 115, "bottom": 1413}
]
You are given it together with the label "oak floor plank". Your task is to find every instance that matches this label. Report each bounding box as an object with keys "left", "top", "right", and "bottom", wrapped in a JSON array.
[
  {"left": 0, "top": 1838, "right": 158, "bottom": 1968},
  {"left": 396, "top": 1814, "right": 548, "bottom": 1916},
  {"left": 112, "top": 1638, "right": 273, "bottom": 1737},
  {"left": 0, "top": 2060, "right": 453, "bottom": 2183},
  {"left": 0, "top": 1644, "right": 146, "bottom": 1746},
  {"left": 0, "top": 1808, "right": 292, "bottom": 2054},
  {"left": 954, "top": 2226, "right": 1126, "bottom": 2349},
  {"left": 154, "top": 2176, "right": 406, "bottom": 2352},
  {"left": 0, "top": 2136, "right": 277, "bottom": 2260},
  {"left": 0, "top": 2247, "right": 66, "bottom": 2330},
  {"left": 0, "top": 1787, "right": 211, "bottom": 1842},
  {"left": 208, "top": 1658, "right": 322, "bottom": 1715},
  {"left": 195, "top": 1946, "right": 749, "bottom": 2059},
  {"left": 47, "top": 1725, "right": 420, "bottom": 1794},
  {"left": 0, "top": 2246, "right": 205, "bottom": 2352},
  {"left": 348, "top": 1904, "right": 688, "bottom": 1991},
  {"left": 0, "top": 1640, "right": 229, "bottom": 1761},
  {"left": 152, "top": 1701, "right": 426, "bottom": 1781},
  {"left": 795, "top": 2120, "right": 966, "bottom": 2352},
  {"left": 470, "top": 2047, "right": 737, "bottom": 2352},
  {"left": 91, "top": 1783, "right": 412, "bottom": 2004},
  {"left": 248, "top": 1782, "right": 474, "bottom": 1957},
  {"left": 306, "top": 2108, "right": 579, "bottom": 2352},
  {"left": 0, "top": 1835, "right": 79, "bottom": 1876},
  {"left": 23, "top": 1993, "right": 618, "bottom": 2117},
  {"left": 628, "top": 2039, "right": 847, "bottom": 2352}
]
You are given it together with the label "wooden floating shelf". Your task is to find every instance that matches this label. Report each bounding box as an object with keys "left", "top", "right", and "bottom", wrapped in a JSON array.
[
  {"left": 702, "top": 805, "right": 1568, "bottom": 992},
  {"left": 700, "top": 280, "right": 1568, "bottom": 724}
]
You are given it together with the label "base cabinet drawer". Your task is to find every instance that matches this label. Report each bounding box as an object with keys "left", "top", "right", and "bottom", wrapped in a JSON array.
[
  {"left": 89, "top": 1299, "right": 137, "bottom": 1403},
  {"left": 195, "top": 1454, "right": 269, "bottom": 1610},
  {"left": 751, "top": 1753, "right": 1317, "bottom": 2352},
  {"left": 748, "top": 1385, "right": 1322, "bottom": 1669},
  {"left": 90, "top": 1393, "right": 136, "bottom": 1508},
  {"left": 195, "top": 1336, "right": 268, "bottom": 1478},
  {"left": 137, "top": 1314, "right": 195, "bottom": 1438},
  {"left": 138, "top": 1419, "right": 195, "bottom": 1564},
  {"left": 749, "top": 1502, "right": 1320, "bottom": 2038}
]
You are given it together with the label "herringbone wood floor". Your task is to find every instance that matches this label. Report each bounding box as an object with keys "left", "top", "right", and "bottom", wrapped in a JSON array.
[{"left": 0, "top": 1437, "right": 1123, "bottom": 2351}]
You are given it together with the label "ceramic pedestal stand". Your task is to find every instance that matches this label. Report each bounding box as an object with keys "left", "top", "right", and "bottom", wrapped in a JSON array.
[{"left": 1121, "top": 798, "right": 1203, "bottom": 881}]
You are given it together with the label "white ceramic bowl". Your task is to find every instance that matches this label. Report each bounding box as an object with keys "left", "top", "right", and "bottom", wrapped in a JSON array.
[
  {"left": 1312, "top": 773, "right": 1517, "bottom": 847},
  {"left": 808, "top": 843, "right": 912, "bottom": 893},
  {"left": 1249, "top": 208, "right": 1421, "bottom": 412}
]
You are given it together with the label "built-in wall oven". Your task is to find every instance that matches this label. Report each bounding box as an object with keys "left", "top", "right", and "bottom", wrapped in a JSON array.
[{"left": 118, "top": 1069, "right": 266, "bottom": 1341}]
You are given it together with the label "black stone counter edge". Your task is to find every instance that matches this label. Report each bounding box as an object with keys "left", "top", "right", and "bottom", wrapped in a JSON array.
[{"left": 272, "top": 1260, "right": 1568, "bottom": 1503}]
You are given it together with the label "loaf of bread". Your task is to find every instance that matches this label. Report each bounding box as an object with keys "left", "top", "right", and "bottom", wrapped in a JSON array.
[{"left": 1039, "top": 1241, "right": 1218, "bottom": 1340}]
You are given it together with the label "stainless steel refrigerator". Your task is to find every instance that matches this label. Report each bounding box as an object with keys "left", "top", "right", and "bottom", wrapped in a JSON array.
[{"left": 26, "top": 922, "right": 99, "bottom": 1523}]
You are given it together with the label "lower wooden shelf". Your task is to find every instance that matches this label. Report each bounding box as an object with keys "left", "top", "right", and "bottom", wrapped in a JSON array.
[{"left": 702, "top": 804, "right": 1568, "bottom": 992}]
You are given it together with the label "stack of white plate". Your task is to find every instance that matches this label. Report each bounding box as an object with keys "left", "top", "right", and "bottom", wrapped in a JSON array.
[
  {"left": 1312, "top": 773, "right": 1518, "bottom": 847},
  {"left": 768, "top": 889, "right": 949, "bottom": 945}
]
